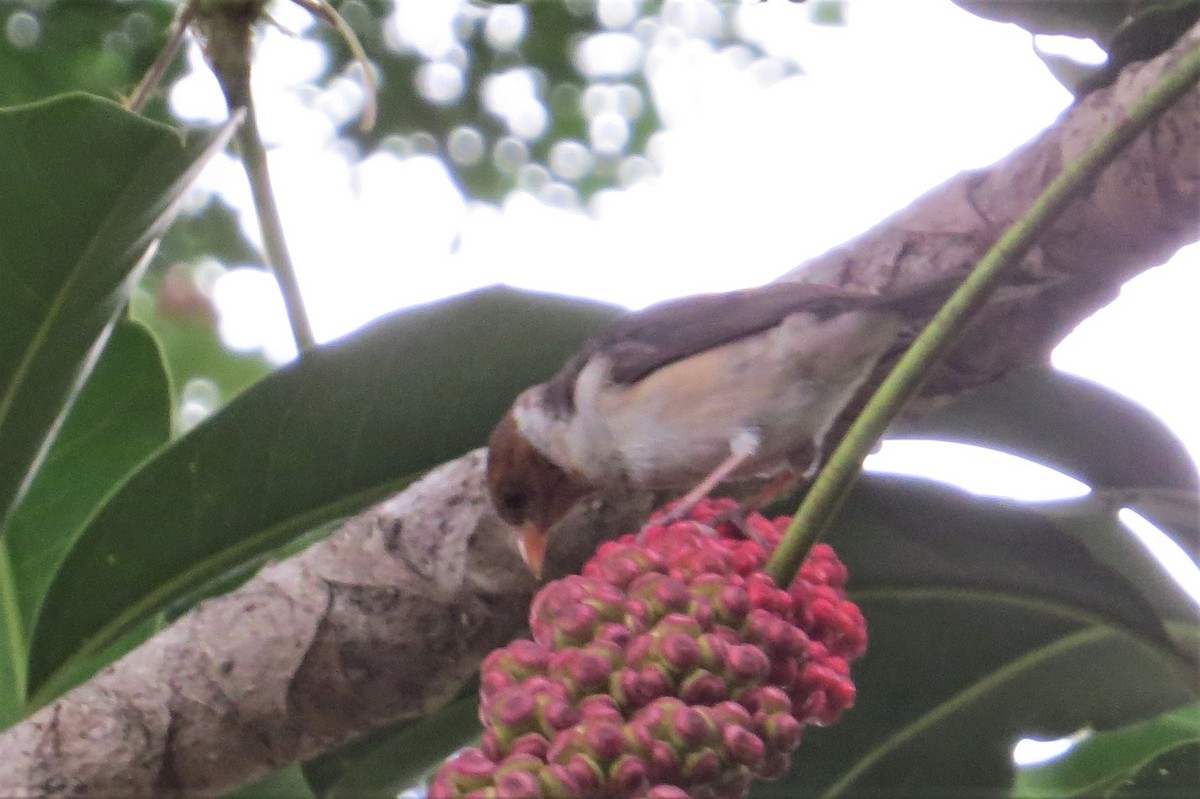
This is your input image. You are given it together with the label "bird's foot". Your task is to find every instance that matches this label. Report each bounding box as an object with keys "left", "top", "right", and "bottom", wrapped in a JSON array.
[
  {"left": 707, "top": 504, "right": 767, "bottom": 547},
  {"left": 642, "top": 496, "right": 766, "bottom": 547}
]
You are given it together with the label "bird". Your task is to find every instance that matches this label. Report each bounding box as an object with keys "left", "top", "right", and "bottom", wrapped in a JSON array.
[{"left": 486, "top": 278, "right": 955, "bottom": 575}]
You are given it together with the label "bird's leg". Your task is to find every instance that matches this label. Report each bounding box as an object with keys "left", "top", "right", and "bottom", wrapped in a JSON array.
[
  {"left": 706, "top": 439, "right": 817, "bottom": 540},
  {"left": 655, "top": 430, "right": 760, "bottom": 526},
  {"left": 735, "top": 470, "right": 803, "bottom": 516},
  {"left": 702, "top": 470, "right": 802, "bottom": 546}
]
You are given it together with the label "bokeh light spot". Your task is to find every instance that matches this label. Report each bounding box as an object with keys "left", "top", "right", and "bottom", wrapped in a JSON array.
[
  {"left": 417, "top": 61, "right": 465, "bottom": 105},
  {"left": 576, "top": 32, "right": 644, "bottom": 77},
  {"left": 5, "top": 11, "right": 40, "bottom": 49},
  {"left": 485, "top": 3, "right": 526, "bottom": 51},
  {"left": 549, "top": 139, "right": 594, "bottom": 181},
  {"left": 589, "top": 111, "right": 631, "bottom": 154},
  {"left": 492, "top": 136, "right": 529, "bottom": 173},
  {"left": 448, "top": 126, "right": 486, "bottom": 166}
]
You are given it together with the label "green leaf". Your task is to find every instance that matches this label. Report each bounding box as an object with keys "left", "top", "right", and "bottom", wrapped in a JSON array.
[
  {"left": 900, "top": 368, "right": 1199, "bottom": 492},
  {"left": 305, "top": 694, "right": 481, "bottom": 799},
  {"left": 0, "top": 321, "right": 170, "bottom": 724},
  {"left": 3, "top": 321, "right": 171, "bottom": 631},
  {"left": 0, "top": 94, "right": 235, "bottom": 529},
  {"left": 751, "top": 475, "right": 1199, "bottom": 798},
  {"left": 1013, "top": 702, "right": 1200, "bottom": 798},
  {"left": 0, "top": 549, "right": 19, "bottom": 729},
  {"left": 28, "top": 287, "right": 621, "bottom": 703},
  {"left": 222, "top": 764, "right": 318, "bottom": 799}
]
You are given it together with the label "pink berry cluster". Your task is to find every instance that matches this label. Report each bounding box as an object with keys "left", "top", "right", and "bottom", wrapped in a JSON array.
[{"left": 431, "top": 499, "right": 867, "bottom": 799}]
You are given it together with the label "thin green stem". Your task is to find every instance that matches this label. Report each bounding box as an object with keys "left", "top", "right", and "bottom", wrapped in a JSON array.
[{"left": 766, "top": 35, "right": 1200, "bottom": 586}]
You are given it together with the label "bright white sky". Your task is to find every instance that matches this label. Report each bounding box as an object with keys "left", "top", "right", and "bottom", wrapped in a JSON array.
[{"left": 169, "top": 0, "right": 1199, "bottom": 603}]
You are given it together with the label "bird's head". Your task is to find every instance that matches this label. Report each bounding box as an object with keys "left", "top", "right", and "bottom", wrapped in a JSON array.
[{"left": 486, "top": 411, "right": 592, "bottom": 577}]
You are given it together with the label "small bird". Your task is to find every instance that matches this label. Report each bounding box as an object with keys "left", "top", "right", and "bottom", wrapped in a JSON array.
[{"left": 487, "top": 279, "right": 952, "bottom": 575}]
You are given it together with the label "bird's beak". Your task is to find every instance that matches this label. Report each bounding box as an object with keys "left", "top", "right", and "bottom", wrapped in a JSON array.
[{"left": 515, "top": 522, "right": 547, "bottom": 579}]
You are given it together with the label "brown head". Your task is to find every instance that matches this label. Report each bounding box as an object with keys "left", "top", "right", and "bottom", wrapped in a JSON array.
[{"left": 486, "top": 411, "right": 593, "bottom": 576}]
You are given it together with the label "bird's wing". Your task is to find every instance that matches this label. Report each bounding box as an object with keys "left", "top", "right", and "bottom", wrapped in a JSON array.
[{"left": 538, "top": 278, "right": 958, "bottom": 417}]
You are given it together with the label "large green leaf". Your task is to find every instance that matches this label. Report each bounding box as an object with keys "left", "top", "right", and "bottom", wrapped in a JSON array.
[
  {"left": 751, "top": 475, "right": 1199, "bottom": 798},
  {"left": 28, "top": 287, "right": 622, "bottom": 702},
  {"left": 901, "top": 367, "right": 1199, "bottom": 492},
  {"left": 3, "top": 321, "right": 171, "bottom": 632},
  {"left": 0, "top": 321, "right": 170, "bottom": 726},
  {"left": 1013, "top": 702, "right": 1200, "bottom": 798},
  {"left": 0, "top": 94, "right": 234, "bottom": 529}
]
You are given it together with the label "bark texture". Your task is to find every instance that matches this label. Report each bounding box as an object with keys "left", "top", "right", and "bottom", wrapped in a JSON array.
[{"left": 1, "top": 20, "right": 1197, "bottom": 799}]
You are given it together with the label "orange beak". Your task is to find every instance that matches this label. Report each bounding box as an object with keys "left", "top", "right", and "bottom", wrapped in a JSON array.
[{"left": 515, "top": 522, "right": 548, "bottom": 579}]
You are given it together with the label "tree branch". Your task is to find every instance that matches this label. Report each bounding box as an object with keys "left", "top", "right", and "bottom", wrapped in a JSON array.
[{"left": 1, "top": 19, "right": 1197, "bottom": 799}]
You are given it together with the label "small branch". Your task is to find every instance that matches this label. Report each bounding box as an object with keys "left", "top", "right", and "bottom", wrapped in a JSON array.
[
  {"left": 290, "top": 0, "right": 378, "bottom": 131},
  {"left": 234, "top": 96, "right": 318, "bottom": 352},
  {"left": 766, "top": 33, "right": 1200, "bottom": 586},
  {"left": 195, "top": 0, "right": 318, "bottom": 352},
  {"left": 125, "top": 5, "right": 195, "bottom": 114}
]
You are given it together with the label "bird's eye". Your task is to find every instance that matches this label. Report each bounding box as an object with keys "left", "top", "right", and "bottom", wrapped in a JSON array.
[{"left": 499, "top": 487, "right": 528, "bottom": 513}]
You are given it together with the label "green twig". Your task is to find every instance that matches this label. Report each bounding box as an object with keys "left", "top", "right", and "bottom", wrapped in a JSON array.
[{"left": 766, "top": 35, "right": 1200, "bottom": 586}]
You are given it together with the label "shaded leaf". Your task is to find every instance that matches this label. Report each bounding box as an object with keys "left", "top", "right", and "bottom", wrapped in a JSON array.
[
  {"left": 1115, "top": 735, "right": 1200, "bottom": 797},
  {"left": 222, "top": 764, "right": 318, "bottom": 799},
  {"left": 1125, "top": 488, "right": 1200, "bottom": 559},
  {"left": 900, "top": 368, "right": 1199, "bottom": 492},
  {"left": 1013, "top": 702, "right": 1200, "bottom": 798},
  {"left": 952, "top": 1, "right": 1132, "bottom": 41},
  {"left": 29, "top": 287, "right": 621, "bottom": 702},
  {"left": 751, "top": 475, "right": 1199, "bottom": 797},
  {"left": 305, "top": 694, "right": 481, "bottom": 799},
  {"left": 0, "top": 95, "right": 235, "bottom": 528},
  {"left": 3, "top": 320, "right": 170, "bottom": 638},
  {"left": 1034, "top": 492, "right": 1200, "bottom": 628}
]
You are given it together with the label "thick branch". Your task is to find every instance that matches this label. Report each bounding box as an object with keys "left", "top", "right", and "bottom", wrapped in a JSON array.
[{"left": 1, "top": 20, "right": 1197, "bottom": 799}]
